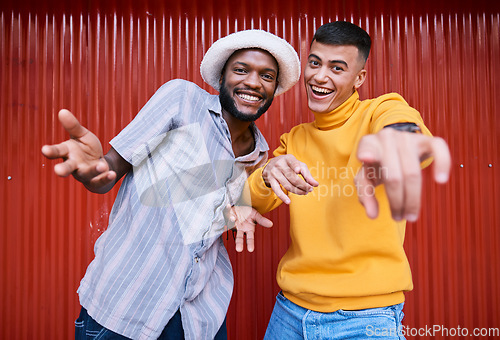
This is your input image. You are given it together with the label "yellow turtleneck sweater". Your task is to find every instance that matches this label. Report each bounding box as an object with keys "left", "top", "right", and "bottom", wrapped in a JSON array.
[{"left": 245, "top": 91, "right": 431, "bottom": 312}]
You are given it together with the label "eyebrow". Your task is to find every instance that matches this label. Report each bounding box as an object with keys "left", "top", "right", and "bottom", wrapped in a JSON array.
[
  {"left": 309, "top": 53, "right": 349, "bottom": 68},
  {"left": 232, "top": 61, "right": 278, "bottom": 74}
]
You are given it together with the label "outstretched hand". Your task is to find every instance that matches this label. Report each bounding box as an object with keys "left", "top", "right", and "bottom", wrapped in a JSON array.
[
  {"left": 355, "top": 128, "right": 451, "bottom": 222},
  {"left": 262, "top": 155, "right": 319, "bottom": 204},
  {"left": 41, "top": 109, "right": 117, "bottom": 192},
  {"left": 225, "top": 205, "right": 273, "bottom": 252}
]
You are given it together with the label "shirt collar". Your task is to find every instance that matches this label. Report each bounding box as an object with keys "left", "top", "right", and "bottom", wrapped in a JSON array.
[{"left": 207, "top": 93, "right": 223, "bottom": 115}]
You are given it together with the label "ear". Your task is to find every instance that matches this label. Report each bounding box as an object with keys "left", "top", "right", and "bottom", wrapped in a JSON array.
[
  {"left": 354, "top": 69, "right": 367, "bottom": 90},
  {"left": 219, "top": 64, "right": 227, "bottom": 86}
]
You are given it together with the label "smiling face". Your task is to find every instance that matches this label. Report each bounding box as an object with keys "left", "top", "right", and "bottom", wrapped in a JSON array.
[
  {"left": 304, "top": 41, "right": 367, "bottom": 114},
  {"left": 219, "top": 48, "right": 279, "bottom": 122}
]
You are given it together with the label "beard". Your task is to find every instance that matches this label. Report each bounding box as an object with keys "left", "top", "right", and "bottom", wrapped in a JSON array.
[{"left": 219, "top": 76, "right": 275, "bottom": 122}]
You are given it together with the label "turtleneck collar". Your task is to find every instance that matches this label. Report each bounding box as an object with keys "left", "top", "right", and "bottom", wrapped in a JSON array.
[{"left": 312, "top": 91, "right": 360, "bottom": 130}]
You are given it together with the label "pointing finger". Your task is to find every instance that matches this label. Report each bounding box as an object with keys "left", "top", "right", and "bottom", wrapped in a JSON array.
[
  {"left": 357, "top": 134, "right": 383, "bottom": 164},
  {"left": 246, "top": 230, "right": 255, "bottom": 253},
  {"left": 398, "top": 136, "right": 422, "bottom": 222},
  {"left": 292, "top": 160, "right": 318, "bottom": 189},
  {"left": 41, "top": 142, "right": 70, "bottom": 160},
  {"left": 252, "top": 211, "right": 273, "bottom": 228},
  {"left": 355, "top": 166, "right": 380, "bottom": 219},
  {"left": 58, "top": 109, "right": 88, "bottom": 139},
  {"left": 429, "top": 137, "right": 451, "bottom": 183},
  {"left": 235, "top": 230, "right": 244, "bottom": 252},
  {"left": 54, "top": 158, "right": 78, "bottom": 177},
  {"left": 269, "top": 178, "right": 291, "bottom": 205}
]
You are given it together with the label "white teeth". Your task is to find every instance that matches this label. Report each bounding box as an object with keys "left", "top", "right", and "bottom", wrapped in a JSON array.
[
  {"left": 238, "top": 93, "right": 260, "bottom": 101},
  {"left": 311, "top": 85, "right": 333, "bottom": 94}
]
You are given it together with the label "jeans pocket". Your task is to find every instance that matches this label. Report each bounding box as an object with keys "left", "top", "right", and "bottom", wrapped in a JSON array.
[
  {"left": 337, "top": 306, "right": 395, "bottom": 318},
  {"left": 74, "top": 307, "right": 121, "bottom": 340},
  {"left": 93, "top": 329, "right": 114, "bottom": 340},
  {"left": 276, "top": 291, "right": 286, "bottom": 302},
  {"left": 75, "top": 308, "right": 87, "bottom": 340},
  {"left": 86, "top": 316, "right": 112, "bottom": 339},
  {"left": 337, "top": 306, "right": 404, "bottom": 339}
]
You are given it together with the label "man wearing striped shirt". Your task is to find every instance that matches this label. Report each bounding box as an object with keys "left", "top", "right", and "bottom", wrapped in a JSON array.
[{"left": 41, "top": 30, "right": 300, "bottom": 339}]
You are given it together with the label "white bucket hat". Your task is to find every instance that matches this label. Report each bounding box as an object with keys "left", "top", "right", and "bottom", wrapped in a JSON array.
[{"left": 200, "top": 30, "right": 300, "bottom": 96}]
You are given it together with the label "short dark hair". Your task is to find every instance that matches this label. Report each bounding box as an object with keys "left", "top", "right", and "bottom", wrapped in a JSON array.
[{"left": 312, "top": 21, "right": 371, "bottom": 63}]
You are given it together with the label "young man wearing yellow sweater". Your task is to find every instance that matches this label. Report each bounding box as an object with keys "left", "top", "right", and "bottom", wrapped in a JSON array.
[{"left": 238, "top": 21, "right": 451, "bottom": 339}]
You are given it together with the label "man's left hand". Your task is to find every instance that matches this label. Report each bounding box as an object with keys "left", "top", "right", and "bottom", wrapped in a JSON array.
[{"left": 225, "top": 205, "right": 273, "bottom": 252}]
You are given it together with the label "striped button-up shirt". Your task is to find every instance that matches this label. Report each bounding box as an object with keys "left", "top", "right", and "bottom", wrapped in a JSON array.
[{"left": 77, "top": 79, "right": 269, "bottom": 339}]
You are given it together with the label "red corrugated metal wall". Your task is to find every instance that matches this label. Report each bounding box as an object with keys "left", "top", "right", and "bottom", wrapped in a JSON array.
[{"left": 1, "top": 0, "right": 499, "bottom": 339}]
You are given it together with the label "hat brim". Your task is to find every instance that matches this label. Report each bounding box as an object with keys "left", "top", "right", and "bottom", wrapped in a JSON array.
[{"left": 200, "top": 30, "right": 300, "bottom": 96}]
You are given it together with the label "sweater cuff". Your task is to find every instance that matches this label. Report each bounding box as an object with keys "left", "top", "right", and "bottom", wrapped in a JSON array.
[
  {"left": 249, "top": 166, "right": 275, "bottom": 197},
  {"left": 240, "top": 166, "right": 280, "bottom": 214}
]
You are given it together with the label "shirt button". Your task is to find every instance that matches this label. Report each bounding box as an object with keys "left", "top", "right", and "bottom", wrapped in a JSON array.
[{"left": 194, "top": 256, "right": 200, "bottom": 263}]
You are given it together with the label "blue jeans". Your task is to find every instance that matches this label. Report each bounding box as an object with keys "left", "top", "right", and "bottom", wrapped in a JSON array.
[
  {"left": 75, "top": 307, "right": 227, "bottom": 339},
  {"left": 264, "top": 292, "right": 405, "bottom": 340}
]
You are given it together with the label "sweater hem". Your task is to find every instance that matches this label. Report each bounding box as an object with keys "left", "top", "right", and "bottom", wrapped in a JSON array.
[{"left": 282, "top": 290, "right": 406, "bottom": 313}]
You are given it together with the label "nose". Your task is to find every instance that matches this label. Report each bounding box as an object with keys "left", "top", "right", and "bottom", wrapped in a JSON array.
[
  {"left": 313, "top": 66, "right": 328, "bottom": 83},
  {"left": 243, "top": 71, "right": 262, "bottom": 89}
]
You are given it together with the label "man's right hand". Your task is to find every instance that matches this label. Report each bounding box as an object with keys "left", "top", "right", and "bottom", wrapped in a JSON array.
[
  {"left": 262, "top": 155, "right": 318, "bottom": 204},
  {"left": 41, "top": 109, "right": 117, "bottom": 192}
]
